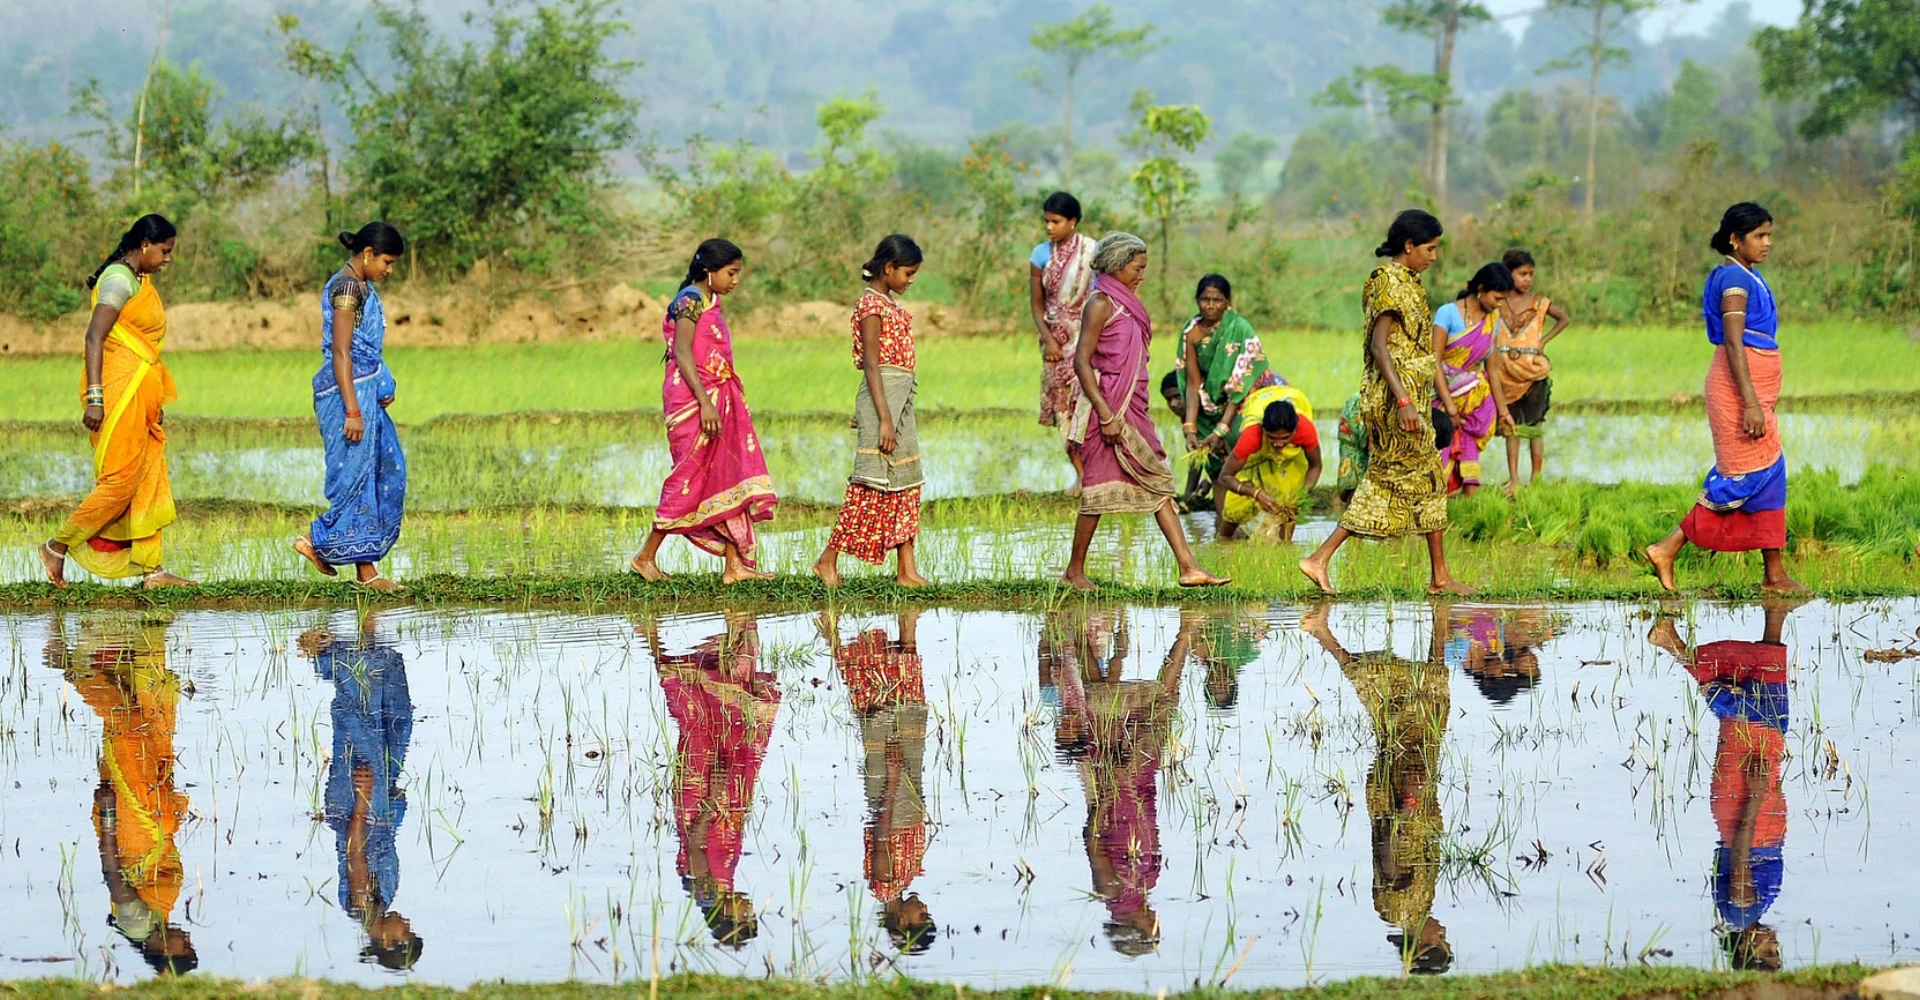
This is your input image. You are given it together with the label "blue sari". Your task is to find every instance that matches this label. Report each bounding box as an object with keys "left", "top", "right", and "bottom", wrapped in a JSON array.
[
  {"left": 310, "top": 270, "right": 407, "bottom": 564},
  {"left": 317, "top": 634, "right": 412, "bottom": 915}
]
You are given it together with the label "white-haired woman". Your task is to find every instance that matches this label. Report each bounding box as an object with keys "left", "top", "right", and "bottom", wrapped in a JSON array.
[{"left": 1061, "top": 233, "right": 1228, "bottom": 590}]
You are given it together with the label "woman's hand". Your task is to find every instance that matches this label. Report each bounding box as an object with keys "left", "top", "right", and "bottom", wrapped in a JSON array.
[
  {"left": 380, "top": 394, "right": 395, "bottom": 409},
  {"left": 1184, "top": 430, "right": 1201, "bottom": 452},
  {"left": 343, "top": 413, "right": 365, "bottom": 443},
  {"left": 1255, "top": 489, "right": 1283, "bottom": 515},
  {"left": 878, "top": 417, "right": 897, "bottom": 455},
  {"left": 1397, "top": 400, "right": 1421, "bottom": 433},
  {"left": 83, "top": 404, "right": 103, "bottom": 432},
  {"left": 1043, "top": 343, "right": 1065, "bottom": 363},
  {"left": 1208, "top": 432, "right": 1229, "bottom": 457},
  {"left": 1496, "top": 410, "right": 1515, "bottom": 435},
  {"left": 699, "top": 400, "right": 722, "bottom": 440},
  {"left": 1100, "top": 413, "right": 1124, "bottom": 442},
  {"left": 1743, "top": 402, "right": 1766, "bottom": 439}
]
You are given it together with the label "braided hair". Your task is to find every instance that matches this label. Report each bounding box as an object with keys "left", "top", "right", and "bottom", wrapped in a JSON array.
[{"left": 86, "top": 214, "right": 177, "bottom": 289}]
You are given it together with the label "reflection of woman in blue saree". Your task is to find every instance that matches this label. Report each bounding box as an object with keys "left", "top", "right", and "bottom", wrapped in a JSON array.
[
  {"left": 303, "top": 619, "right": 423, "bottom": 971},
  {"left": 1648, "top": 602, "right": 1795, "bottom": 971},
  {"left": 296, "top": 223, "right": 410, "bottom": 591}
]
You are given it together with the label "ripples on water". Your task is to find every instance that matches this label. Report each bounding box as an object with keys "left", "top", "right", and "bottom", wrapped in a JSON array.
[{"left": 1, "top": 600, "right": 1914, "bottom": 988}]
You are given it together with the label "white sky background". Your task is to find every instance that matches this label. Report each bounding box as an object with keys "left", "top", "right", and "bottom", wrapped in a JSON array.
[{"left": 1480, "top": 0, "right": 1804, "bottom": 39}]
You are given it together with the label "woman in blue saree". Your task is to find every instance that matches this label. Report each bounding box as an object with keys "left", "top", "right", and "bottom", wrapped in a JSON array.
[{"left": 295, "top": 223, "right": 409, "bottom": 590}]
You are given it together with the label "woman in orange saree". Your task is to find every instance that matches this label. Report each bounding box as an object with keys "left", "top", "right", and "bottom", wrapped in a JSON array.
[{"left": 40, "top": 216, "right": 195, "bottom": 589}]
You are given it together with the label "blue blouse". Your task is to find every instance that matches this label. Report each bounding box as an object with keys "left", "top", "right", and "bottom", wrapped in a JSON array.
[
  {"left": 314, "top": 268, "right": 390, "bottom": 394},
  {"left": 1702, "top": 262, "right": 1778, "bottom": 351}
]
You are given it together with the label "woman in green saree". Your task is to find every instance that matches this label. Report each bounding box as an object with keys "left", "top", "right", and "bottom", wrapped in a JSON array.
[{"left": 1179, "top": 274, "right": 1284, "bottom": 480}]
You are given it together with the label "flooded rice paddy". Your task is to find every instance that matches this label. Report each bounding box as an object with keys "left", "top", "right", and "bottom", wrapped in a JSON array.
[
  {"left": 1, "top": 599, "right": 1915, "bottom": 988},
  {"left": 1, "top": 410, "right": 1907, "bottom": 510}
]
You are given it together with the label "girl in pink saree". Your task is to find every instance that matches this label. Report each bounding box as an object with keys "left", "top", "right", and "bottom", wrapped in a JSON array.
[
  {"left": 631, "top": 240, "right": 778, "bottom": 584},
  {"left": 1430, "top": 263, "right": 1516, "bottom": 496},
  {"left": 1060, "top": 233, "right": 1227, "bottom": 590}
]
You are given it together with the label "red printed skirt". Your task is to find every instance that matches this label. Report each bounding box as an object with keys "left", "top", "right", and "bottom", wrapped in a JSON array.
[{"left": 828, "top": 484, "right": 921, "bottom": 564}]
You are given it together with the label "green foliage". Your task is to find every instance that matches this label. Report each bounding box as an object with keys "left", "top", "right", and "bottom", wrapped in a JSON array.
[
  {"left": 1214, "top": 131, "right": 1278, "bottom": 200},
  {"left": 0, "top": 137, "right": 99, "bottom": 321},
  {"left": 1024, "top": 3, "right": 1162, "bottom": 185},
  {"left": 949, "top": 137, "right": 1034, "bottom": 316},
  {"left": 1125, "top": 89, "right": 1212, "bottom": 310},
  {"left": 1755, "top": 0, "right": 1920, "bottom": 138},
  {"left": 287, "top": 0, "right": 638, "bottom": 272}
]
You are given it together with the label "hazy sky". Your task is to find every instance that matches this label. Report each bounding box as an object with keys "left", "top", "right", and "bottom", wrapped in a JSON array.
[{"left": 1481, "top": 0, "right": 1802, "bottom": 39}]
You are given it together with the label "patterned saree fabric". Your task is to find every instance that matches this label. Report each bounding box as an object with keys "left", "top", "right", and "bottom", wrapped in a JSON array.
[
  {"left": 1339, "top": 263, "right": 1449, "bottom": 539},
  {"left": 1039, "top": 233, "right": 1096, "bottom": 429},
  {"left": 655, "top": 288, "right": 778, "bottom": 565},
  {"left": 1683, "top": 263, "right": 1788, "bottom": 552},
  {"left": 1074, "top": 274, "right": 1176, "bottom": 516},
  {"left": 830, "top": 290, "right": 924, "bottom": 564},
  {"left": 309, "top": 268, "right": 407, "bottom": 565}
]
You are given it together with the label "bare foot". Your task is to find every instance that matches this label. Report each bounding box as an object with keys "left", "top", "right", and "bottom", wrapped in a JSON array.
[
  {"left": 38, "top": 542, "right": 66, "bottom": 589},
  {"left": 1178, "top": 568, "right": 1231, "bottom": 588},
  {"left": 1299, "top": 556, "right": 1337, "bottom": 595},
  {"left": 1644, "top": 544, "right": 1677, "bottom": 592},
  {"left": 293, "top": 536, "right": 338, "bottom": 577},
  {"left": 1428, "top": 577, "right": 1477, "bottom": 597},
  {"left": 629, "top": 553, "right": 667, "bottom": 582},
  {"left": 721, "top": 566, "right": 777, "bottom": 585},
  {"left": 895, "top": 572, "right": 931, "bottom": 589},
  {"left": 1060, "top": 571, "right": 1097, "bottom": 592},
  {"left": 356, "top": 574, "right": 398, "bottom": 593},
  {"left": 1647, "top": 617, "right": 1683, "bottom": 651},
  {"left": 1761, "top": 576, "right": 1811, "bottom": 596},
  {"left": 1502, "top": 484, "right": 1518, "bottom": 500},
  {"left": 141, "top": 570, "right": 198, "bottom": 589},
  {"left": 812, "top": 557, "right": 841, "bottom": 589}
]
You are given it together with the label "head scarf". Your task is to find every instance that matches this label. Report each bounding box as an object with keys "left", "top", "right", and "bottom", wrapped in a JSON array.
[{"left": 1091, "top": 232, "right": 1148, "bottom": 276}]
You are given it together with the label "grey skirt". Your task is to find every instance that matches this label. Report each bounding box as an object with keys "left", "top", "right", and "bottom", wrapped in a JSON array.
[{"left": 850, "top": 366, "right": 924, "bottom": 491}]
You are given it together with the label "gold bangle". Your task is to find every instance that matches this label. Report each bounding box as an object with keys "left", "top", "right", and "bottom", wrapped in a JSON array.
[{"left": 1181, "top": 422, "right": 1197, "bottom": 432}]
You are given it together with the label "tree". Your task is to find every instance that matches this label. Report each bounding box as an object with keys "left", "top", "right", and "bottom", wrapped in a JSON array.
[
  {"left": 1214, "top": 131, "right": 1279, "bottom": 199},
  {"left": 1753, "top": 0, "right": 1920, "bottom": 138},
  {"left": 1026, "top": 4, "right": 1162, "bottom": 190},
  {"left": 1541, "top": 0, "right": 1693, "bottom": 221},
  {"left": 1124, "top": 89, "right": 1212, "bottom": 312},
  {"left": 1317, "top": 1, "right": 1490, "bottom": 218},
  {"left": 281, "top": 0, "right": 638, "bottom": 270}
]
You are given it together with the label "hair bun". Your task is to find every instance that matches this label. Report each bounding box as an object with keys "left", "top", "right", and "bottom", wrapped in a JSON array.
[{"left": 338, "top": 231, "right": 358, "bottom": 250}]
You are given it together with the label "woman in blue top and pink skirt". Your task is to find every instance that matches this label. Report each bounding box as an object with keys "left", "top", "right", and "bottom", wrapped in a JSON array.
[{"left": 1645, "top": 203, "right": 1805, "bottom": 594}]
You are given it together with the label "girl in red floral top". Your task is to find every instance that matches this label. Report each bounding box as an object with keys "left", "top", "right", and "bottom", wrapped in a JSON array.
[{"left": 814, "top": 235, "right": 930, "bottom": 587}]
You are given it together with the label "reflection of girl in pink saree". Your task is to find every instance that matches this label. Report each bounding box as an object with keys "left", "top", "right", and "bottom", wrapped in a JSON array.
[
  {"left": 632, "top": 239, "right": 778, "bottom": 585},
  {"left": 644, "top": 614, "right": 781, "bottom": 947},
  {"left": 1430, "top": 263, "right": 1516, "bottom": 495},
  {"left": 1053, "top": 609, "right": 1193, "bottom": 956}
]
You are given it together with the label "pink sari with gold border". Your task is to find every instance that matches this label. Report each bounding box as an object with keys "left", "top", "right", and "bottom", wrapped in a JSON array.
[{"left": 655, "top": 289, "right": 777, "bottom": 564}]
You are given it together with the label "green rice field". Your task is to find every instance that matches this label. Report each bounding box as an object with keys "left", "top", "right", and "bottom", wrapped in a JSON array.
[{"left": 0, "top": 322, "right": 1914, "bottom": 421}]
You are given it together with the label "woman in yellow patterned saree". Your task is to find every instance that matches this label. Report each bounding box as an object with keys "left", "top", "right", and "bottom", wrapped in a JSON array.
[
  {"left": 39, "top": 216, "right": 196, "bottom": 589},
  {"left": 1300, "top": 210, "right": 1473, "bottom": 596}
]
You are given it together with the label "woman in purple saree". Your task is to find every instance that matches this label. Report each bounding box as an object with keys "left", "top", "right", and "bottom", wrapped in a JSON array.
[{"left": 1060, "top": 233, "right": 1228, "bottom": 590}]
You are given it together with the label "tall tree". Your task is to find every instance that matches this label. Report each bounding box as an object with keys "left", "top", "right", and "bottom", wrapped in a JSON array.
[
  {"left": 1026, "top": 4, "right": 1162, "bottom": 190},
  {"left": 1124, "top": 89, "right": 1212, "bottom": 313},
  {"left": 1542, "top": 0, "right": 1692, "bottom": 220},
  {"left": 1753, "top": 0, "right": 1920, "bottom": 137},
  {"left": 1317, "top": 1, "right": 1491, "bottom": 217}
]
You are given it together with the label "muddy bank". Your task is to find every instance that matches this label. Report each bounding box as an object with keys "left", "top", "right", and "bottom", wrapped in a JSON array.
[{"left": 0, "top": 284, "right": 1004, "bottom": 356}]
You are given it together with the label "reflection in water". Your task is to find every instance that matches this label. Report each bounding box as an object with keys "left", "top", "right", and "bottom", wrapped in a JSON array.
[
  {"left": 1443, "top": 605, "right": 1551, "bottom": 706},
  {"left": 644, "top": 614, "right": 780, "bottom": 948},
  {"left": 1189, "top": 606, "right": 1269, "bottom": 711},
  {"left": 822, "top": 611, "right": 937, "bottom": 953},
  {"left": 1051, "top": 608, "right": 1192, "bottom": 956},
  {"left": 301, "top": 618, "right": 422, "bottom": 971},
  {"left": 1648, "top": 603, "right": 1796, "bottom": 971},
  {"left": 1304, "top": 607, "right": 1452, "bottom": 974},
  {"left": 44, "top": 614, "right": 198, "bottom": 976}
]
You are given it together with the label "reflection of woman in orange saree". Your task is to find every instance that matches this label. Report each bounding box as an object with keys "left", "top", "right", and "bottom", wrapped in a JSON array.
[
  {"left": 1304, "top": 606, "right": 1452, "bottom": 975},
  {"left": 40, "top": 216, "right": 195, "bottom": 589},
  {"left": 44, "top": 614, "right": 197, "bottom": 974},
  {"left": 821, "top": 610, "right": 937, "bottom": 953},
  {"left": 1054, "top": 608, "right": 1192, "bottom": 956},
  {"left": 643, "top": 614, "right": 780, "bottom": 947}
]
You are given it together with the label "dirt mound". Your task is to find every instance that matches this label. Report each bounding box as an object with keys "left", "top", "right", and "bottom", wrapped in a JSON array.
[{"left": 0, "top": 284, "right": 1008, "bottom": 356}]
